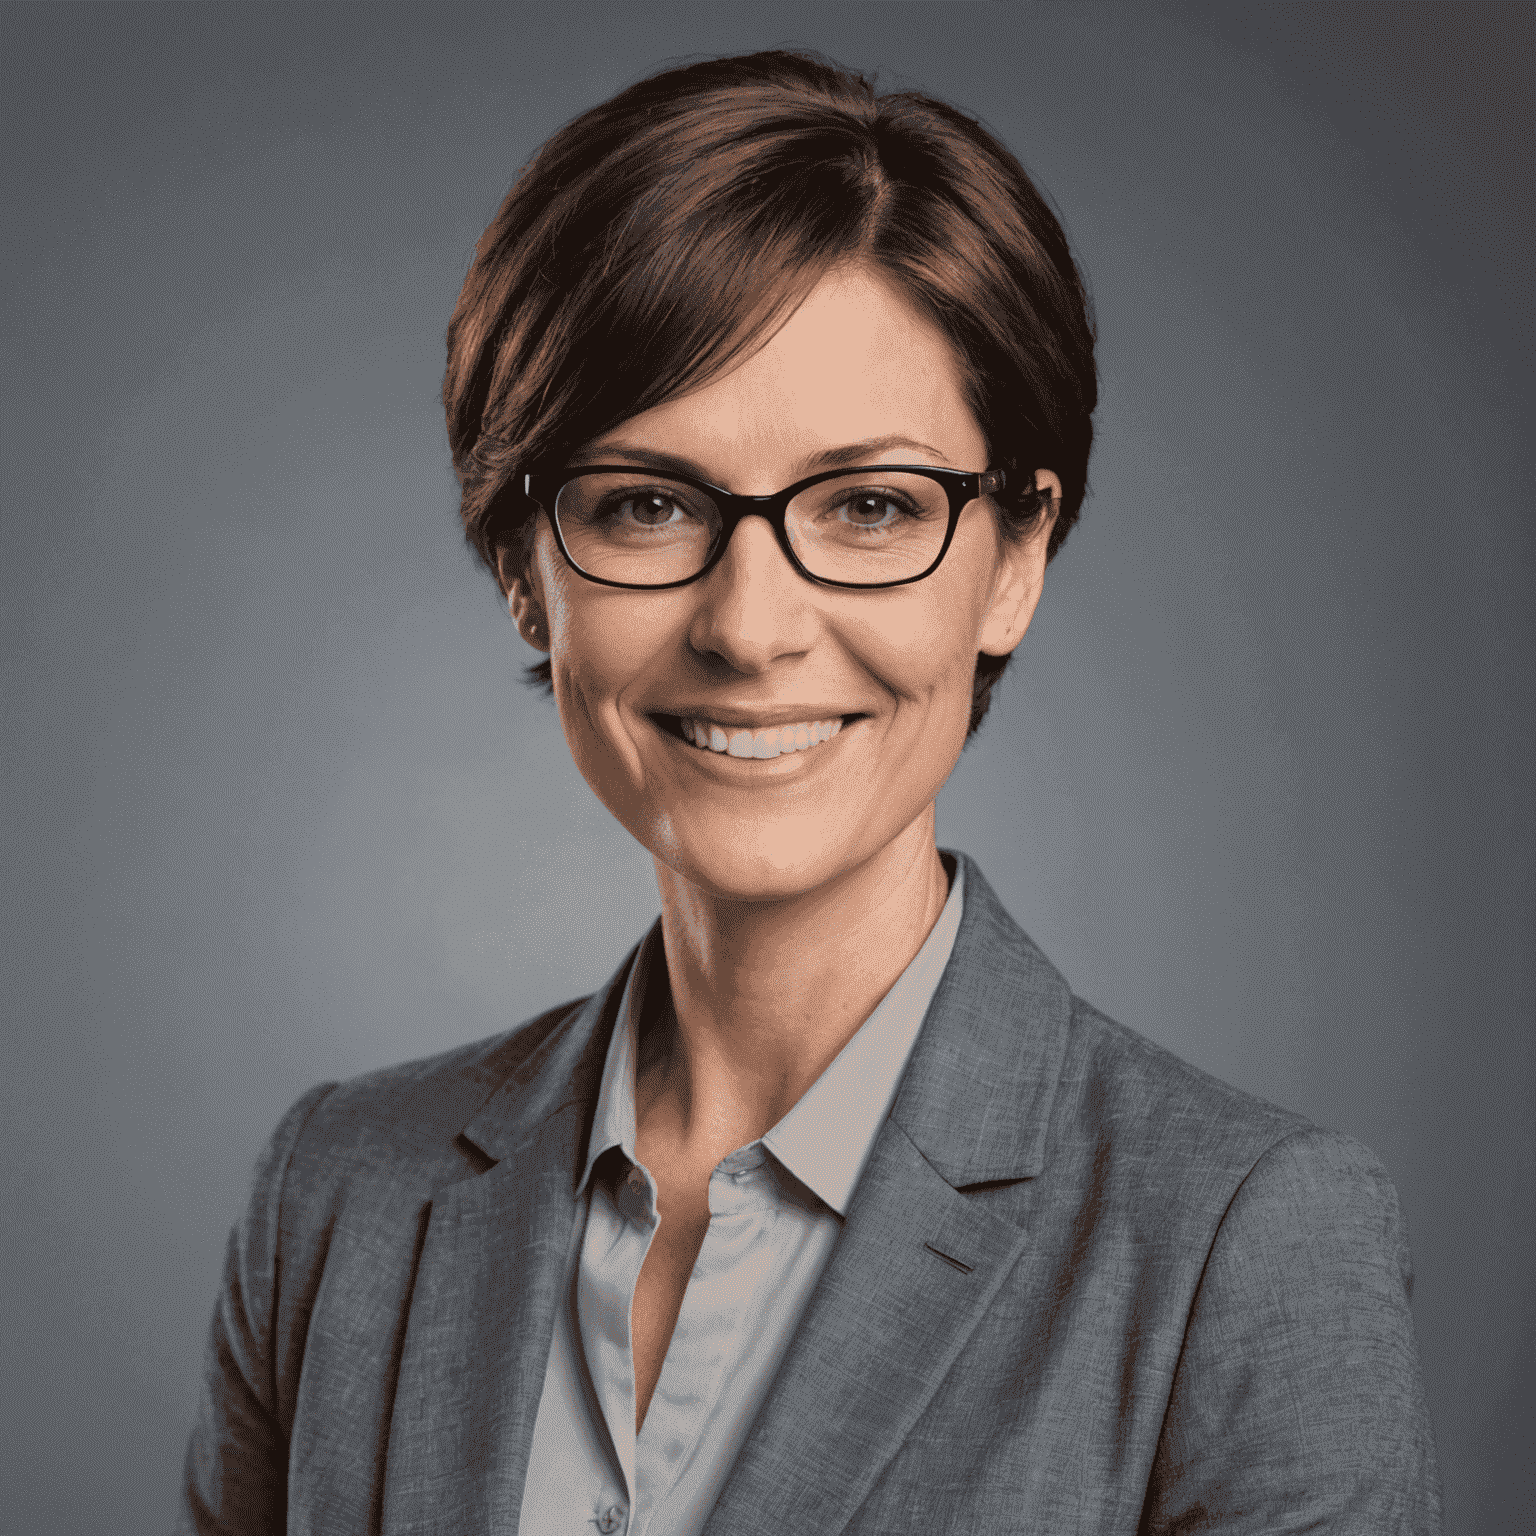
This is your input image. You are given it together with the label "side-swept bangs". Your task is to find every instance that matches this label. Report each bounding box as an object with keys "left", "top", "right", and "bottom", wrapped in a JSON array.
[{"left": 443, "top": 50, "right": 1096, "bottom": 733}]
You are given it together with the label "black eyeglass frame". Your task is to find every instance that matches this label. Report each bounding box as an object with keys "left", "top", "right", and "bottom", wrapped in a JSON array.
[{"left": 521, "top": 463, "right": 1011, "bottom": 591}]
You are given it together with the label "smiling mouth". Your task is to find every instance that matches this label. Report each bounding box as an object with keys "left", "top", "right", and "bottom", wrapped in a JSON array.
[{"left": 655, "top": 714, "right": 852, "bottom": 760}]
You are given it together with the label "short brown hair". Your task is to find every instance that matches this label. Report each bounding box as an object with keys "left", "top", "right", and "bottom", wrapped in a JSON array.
[{"left": 443, "top": 49, "right": 1096, "bottom": 735}]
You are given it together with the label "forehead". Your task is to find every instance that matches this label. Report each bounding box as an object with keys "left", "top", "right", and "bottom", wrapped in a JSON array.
[{"left": 583, "top": 264, "right": 987, "bottom": 481}]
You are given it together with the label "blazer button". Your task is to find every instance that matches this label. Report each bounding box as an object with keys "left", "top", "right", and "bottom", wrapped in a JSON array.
[{"left": 597, "top": 1504, "right": 626, "bottom": 1533}]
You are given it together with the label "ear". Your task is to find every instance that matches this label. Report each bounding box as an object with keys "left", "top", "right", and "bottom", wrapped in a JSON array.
[
  {"left": 497, "top": 547, "right": 552, "bottom": 654},
  {"left": 977, "top": 469, "right": 1061, "bottom": 657}
]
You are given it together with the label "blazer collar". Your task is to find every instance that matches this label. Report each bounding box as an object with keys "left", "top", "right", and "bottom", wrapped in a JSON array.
[
  {"left": 889, "top": 851, "right": 1073, "bottom": 1184},
  {"left": 455, "top": 929, "right": 649, "bottom": 1171}
]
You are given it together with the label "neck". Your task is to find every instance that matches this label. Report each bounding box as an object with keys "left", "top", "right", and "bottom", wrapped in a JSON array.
[{"left": 640, "top": 813, "right": 951, "bottom": 1162}]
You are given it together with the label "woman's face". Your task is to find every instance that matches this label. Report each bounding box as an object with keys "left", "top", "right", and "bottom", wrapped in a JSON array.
[{"left": 512, "top": 263, "right": 1059, "bottom": 903}]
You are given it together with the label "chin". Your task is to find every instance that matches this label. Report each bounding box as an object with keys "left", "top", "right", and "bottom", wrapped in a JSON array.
[{"left": 645, "top": 811, "right": 876, "bottom": 906}]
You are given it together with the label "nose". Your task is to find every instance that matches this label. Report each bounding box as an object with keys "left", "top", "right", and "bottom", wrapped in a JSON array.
[{"left": 686, "top": 513, "right": 819, "bottom": 673}]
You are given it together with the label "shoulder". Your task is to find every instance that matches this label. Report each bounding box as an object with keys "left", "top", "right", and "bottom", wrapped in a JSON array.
[
  {"left": 1047, "top": 993, "right": 1407, "bottom": 1262},
  {"left": 258, "top": 994, "right": 592, "bottom": 1210},
  {"left": 1060, "top": 994, "right": 1311, "bottom": 1166},
  {"left": 947, "top": 855, "right": 1352, "bottom": 1193}
]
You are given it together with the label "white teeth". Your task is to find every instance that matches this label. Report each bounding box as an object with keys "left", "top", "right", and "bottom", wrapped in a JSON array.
[{"left": 680, "top": 716, "right": 846, "bottom": 758}]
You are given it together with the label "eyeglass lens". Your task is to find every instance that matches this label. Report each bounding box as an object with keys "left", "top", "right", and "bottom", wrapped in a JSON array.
[{"left": 552, "top": 470, "right": 957, "bottom": 586}]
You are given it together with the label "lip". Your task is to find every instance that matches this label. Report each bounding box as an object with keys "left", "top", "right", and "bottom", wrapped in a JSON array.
[{"left": 648, "top": 705, "right": 864, "bottom": 730}]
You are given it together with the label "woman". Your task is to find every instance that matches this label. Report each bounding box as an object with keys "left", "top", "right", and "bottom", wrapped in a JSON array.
[{"left": 180, "top": 50, "right": 1440, "bottom": 1535}]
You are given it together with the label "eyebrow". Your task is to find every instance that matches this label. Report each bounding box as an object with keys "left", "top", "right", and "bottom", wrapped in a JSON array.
[{"left": 568, "top": 435, "right": 956, "bottom": 482}]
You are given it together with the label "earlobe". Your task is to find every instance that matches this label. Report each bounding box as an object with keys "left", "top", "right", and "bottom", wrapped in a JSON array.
[
  {"left": 977, "top": 469, "right": 1060, "bottom": 657},
  {"left": 500, "top": 553, "right": 552, "bottom": 654}
]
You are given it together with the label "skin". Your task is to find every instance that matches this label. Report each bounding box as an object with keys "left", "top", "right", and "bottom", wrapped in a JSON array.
[{"left": 504, "top": 261, "right": 1060, "bottom": 1427}]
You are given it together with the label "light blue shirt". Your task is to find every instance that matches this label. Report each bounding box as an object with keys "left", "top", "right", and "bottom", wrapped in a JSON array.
[{"left": 517, "top": 859, "right": 966, "bottom": 1536}]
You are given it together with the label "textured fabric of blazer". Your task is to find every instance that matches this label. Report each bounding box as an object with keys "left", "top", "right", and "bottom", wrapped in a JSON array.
[{"left": 179, "top": 854, "right": 1442, "bottom": 1534}]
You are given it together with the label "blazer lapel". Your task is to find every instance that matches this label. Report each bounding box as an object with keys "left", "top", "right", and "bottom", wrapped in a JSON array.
[
  {"left": 703, "top": 857, "right": 1073, "bottom": 1536},
  {"left": 379, "top": 938, "right": 644, "bottom": 1535}
]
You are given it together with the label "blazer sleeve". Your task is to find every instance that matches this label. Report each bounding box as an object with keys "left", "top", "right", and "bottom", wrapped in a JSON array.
[
  {"left": 1143, "top": 1127, "right": 1443, "bottom": 1534},
  {"left": 176, "top": 1082, "right": 338, "bottom": 1536}
]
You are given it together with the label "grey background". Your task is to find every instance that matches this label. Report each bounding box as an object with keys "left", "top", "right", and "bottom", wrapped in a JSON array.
[{"left": 3, "top": 2, "right": 1530, "bottom": 1530}]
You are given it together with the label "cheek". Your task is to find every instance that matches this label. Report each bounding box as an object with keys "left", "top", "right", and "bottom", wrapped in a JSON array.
[
  {"left": 535, "top": 556, "right": 580, "bottom": 663},
  {"left": 544, "top": 588, "right": 683, "bottom": 778},
  {"left": 854, "top": 590, "right": 986, "bottom": 712},
  {"left": 537, "top": 575, "right": 621, "bottom": 749},
  {"left": 547, "top": 635, "right": 650, "bottom": 827},
  {"left": 550, "top": 620, "right": 634, "bottom": 754}
]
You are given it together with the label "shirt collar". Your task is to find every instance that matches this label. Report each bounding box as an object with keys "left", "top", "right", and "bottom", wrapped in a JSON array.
[
  {"left": 577, "top": 927, "right": 653, "bottom": 1193},
  {"left": 765, "top": 858, "right": 965, "bottom": 1214},
  {"left": 578, "top": 857, "right": 967, "bottom": 1215}
]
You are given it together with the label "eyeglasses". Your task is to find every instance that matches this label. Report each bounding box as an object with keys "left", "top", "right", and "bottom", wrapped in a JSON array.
[{"left": 522, "top": 463, "right": 1009, "bottom": 590}]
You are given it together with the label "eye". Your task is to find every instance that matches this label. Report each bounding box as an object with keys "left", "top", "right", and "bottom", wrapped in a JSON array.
[
  {"left": 614, "top": 491, "right": 690, "bottom": 528},
  {"left": 834, "top": 493, "right": 912, "bottom": 530}
]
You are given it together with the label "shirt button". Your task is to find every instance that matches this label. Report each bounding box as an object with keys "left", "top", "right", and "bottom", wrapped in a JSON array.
[
  {"left": 626, "top": 1168, "right": 645, "bottom": 1191},
  {"left": 596, "top": 1504, "right": 626, "bottom": 1533}
]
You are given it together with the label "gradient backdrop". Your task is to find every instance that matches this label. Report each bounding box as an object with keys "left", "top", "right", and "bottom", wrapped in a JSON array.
[{"left": 4, "top": 3, "right": 1532, "bottom": 1531}]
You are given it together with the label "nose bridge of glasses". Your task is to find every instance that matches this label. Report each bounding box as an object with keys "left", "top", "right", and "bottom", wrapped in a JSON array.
[
  {"left": 710, "top": 495, "right": 799, "bottom": 571},
  {"left": 721, "top": 483, "right": 783, "bottom": 516}
]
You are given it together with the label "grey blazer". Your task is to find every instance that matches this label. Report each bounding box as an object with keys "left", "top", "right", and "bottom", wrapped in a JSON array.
[{"left": 179, "top": 855, "right": 1441, "bottom": 1533}]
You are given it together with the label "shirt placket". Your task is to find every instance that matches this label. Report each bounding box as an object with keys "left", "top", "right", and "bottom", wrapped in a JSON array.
[
  {"left": 632, "top": 1145, "right": 779, "bottom": 1534},
  {"left": 577, "top": 1159, "right": 660, "bottom": 1535}
]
